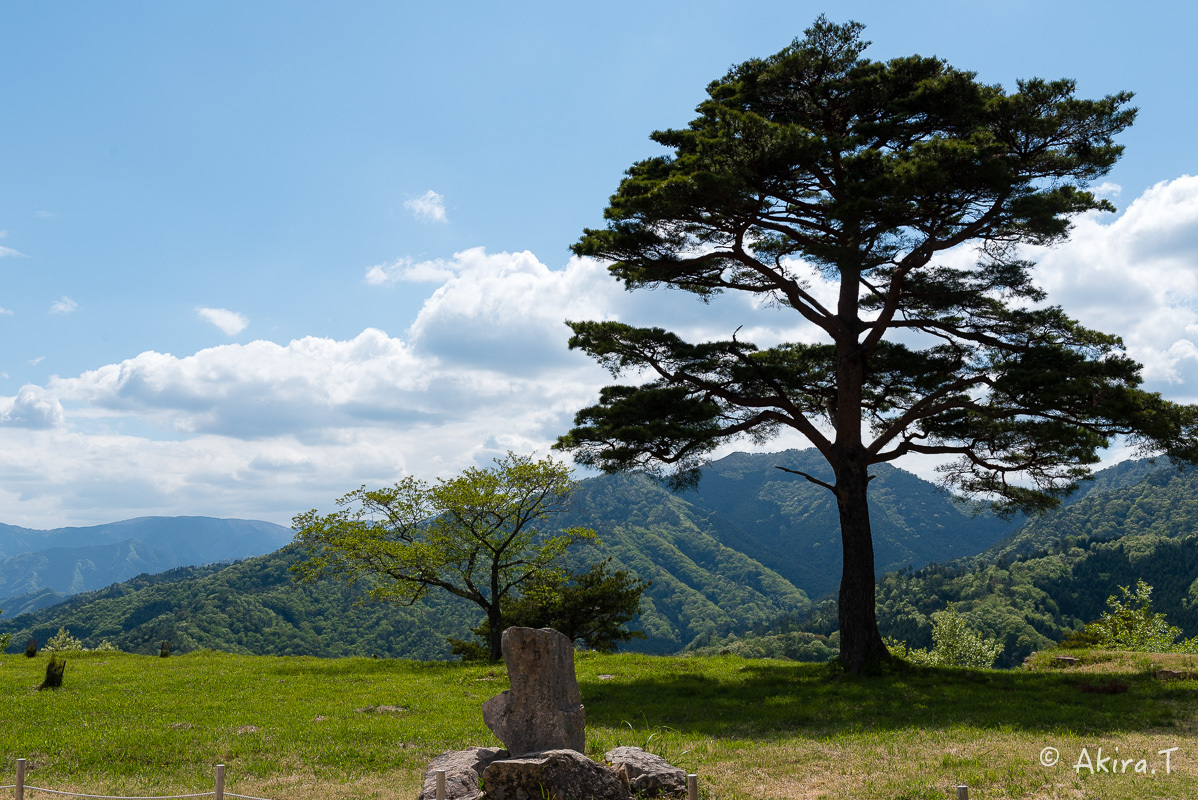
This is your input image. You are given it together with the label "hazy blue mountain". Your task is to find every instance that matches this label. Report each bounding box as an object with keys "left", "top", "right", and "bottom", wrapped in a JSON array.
[{"left": 0, "top": 517, "right": 292, "bottom": 615}]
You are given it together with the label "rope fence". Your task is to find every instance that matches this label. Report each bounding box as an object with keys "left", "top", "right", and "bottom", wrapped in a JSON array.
[
  {"left": 1, "top": 762, "right": 274, "bottom": 800},
  {"left": 7, "top": 759, "right": 970, "bottom": 799}
]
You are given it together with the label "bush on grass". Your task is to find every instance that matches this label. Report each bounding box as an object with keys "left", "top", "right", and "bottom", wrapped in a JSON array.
[
  {"left": 44, "top": 627, "right": 85, "bottom": 652},
  {"left": 887, "top": 604, "right": 1003, "bottom": 669},
  {"left": 38, "top": 654, "right": 66, "bottom": 690}
]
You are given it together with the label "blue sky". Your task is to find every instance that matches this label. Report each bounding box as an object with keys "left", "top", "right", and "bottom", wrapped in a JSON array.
[{"left": 2, "top": 1, "right": 1197, "bottom": 527}]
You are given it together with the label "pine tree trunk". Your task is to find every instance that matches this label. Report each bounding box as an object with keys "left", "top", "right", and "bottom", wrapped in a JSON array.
[{"left": 834, "top": 450, "right": 890, "bottom": 675}]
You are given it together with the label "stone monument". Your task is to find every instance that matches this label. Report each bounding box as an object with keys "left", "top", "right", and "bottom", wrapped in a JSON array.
[
  {"left": 417, "top": 626, "right": 688, "bottom": 799},
  {"left": 481, "top": 627, "right": 586, "bottom": 755}
]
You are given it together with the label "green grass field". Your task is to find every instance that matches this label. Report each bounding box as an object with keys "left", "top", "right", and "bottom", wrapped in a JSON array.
[{"left": 3, "top": 648, "right": 1198, "bottom": 799}]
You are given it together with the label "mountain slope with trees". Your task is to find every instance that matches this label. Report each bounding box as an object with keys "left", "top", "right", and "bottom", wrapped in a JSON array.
[
  {"left": 0, "top": 517, "right": 292, "bottom": 615},
  {"left": 874, "top": 461, "right": 1198, "bottom": 667},
  {"left": 668, "top": 450, "right": 1017, "bottom": 598}
]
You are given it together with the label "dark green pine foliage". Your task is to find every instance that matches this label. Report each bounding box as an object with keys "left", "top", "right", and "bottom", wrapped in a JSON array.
[{"left": 556, "top": 16, "right": 1198, "bottom": 673}]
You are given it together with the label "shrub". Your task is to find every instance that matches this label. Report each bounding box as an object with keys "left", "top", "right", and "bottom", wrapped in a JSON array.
[
  {"left": 160, "top": 641, "right": 171, "bottom": 658},
  {"left": 887, "top": 604, "right": 1003, "bottom": 669},
  {"left": 44, "top": 627, "right": 84, "bottom": 652},
  {"left": 95, "top": 639, "right": 120, "bottom": 652},
  {"left": 1080, "top": 580, "right": 1198, "bottom": 653},
  {"left": 0, "top": 632, "right": 9, "bottom": 653},
  {"left": 25, "top": 638, "right": 38, "bottom": 657},
  {"left": 38, "top": 654, "right": 66, "bottom": 690}
]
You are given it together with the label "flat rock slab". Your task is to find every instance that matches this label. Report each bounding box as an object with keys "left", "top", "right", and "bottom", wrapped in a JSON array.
[
  {"left": 482, "top": 627, "right": 585, "bottom": 755},
  {"left": 605, "top": 746, "right": 687, "bottom": 797},
  {"left": 418, "top": 747, "right": 509, "bottom": 800},
  {"left": 482, "top": 749, "right": 630, "bottom": 800}
]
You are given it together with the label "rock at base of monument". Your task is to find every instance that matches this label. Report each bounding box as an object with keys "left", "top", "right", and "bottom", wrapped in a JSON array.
[
  {"left": 605, "top": 746, "right": 687, "bottom": 797},
  {"left": 481, "top": 749, "right": 631, "bottom": 800},
  {"left": 417, "top": 746, "right": 509, "bottom": 800},
  {"left": 483, "top": 627, "right": 586, "bottom": 756}
]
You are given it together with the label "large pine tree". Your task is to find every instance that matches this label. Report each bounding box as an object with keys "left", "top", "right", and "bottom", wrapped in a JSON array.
[{"left": 555, "top": 17, "right": 1198, "bottom": 674}]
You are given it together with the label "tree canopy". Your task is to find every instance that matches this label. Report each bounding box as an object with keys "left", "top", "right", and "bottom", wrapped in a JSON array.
[
  {"left": 290, "top": 452, "right": 596, "bottom": 660},
  {"left": 449, "top": 559, "right": 650, "bottom": 658},
  {"left": 555, "top": 16, "right": 1198, "bottom": 674}
]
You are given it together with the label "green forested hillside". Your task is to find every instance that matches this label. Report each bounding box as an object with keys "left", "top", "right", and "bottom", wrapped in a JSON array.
[
  {"left": 0, "top": 549, "right": 480, "bottom": 658},
  {"left": 0, "top": 474, "right": 814, "bottom": 656},
  {"left": 556, "top": 472, "right": 811, "bottom": 651},
  {"left": 8, "top": 453, "right": 1178, "bottom": 664},
  {"left": 971, "top": 463, "right": 1198, "bottom": 565},
  {"left": 0, "top": 517, "right": 293, "bottom": 613},
  {"left": 671, "top": 450, "right": 1018, "bottom": 597}
]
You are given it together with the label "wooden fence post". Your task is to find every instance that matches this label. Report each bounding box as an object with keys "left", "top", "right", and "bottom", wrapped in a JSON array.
[
  {"left": 435, "top": 769, "right": 446, "bottom": 800},
  {"left": 215, "top": 764, "right": 225, "bottom": 800},
  {"left": 15, "top": 759, "right": 24, "bottom": 800},
  {"left": 957, "top": 786, "right": 968, "bottom": 800},
  {"left": 687, "top": 773, "right": 697, "bottom": 800}
]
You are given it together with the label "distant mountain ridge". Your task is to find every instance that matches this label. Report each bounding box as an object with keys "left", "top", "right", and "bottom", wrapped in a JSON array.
[
  {"left": 0, "top": 451, "right": 1025, "bottom": 656},
  {"left": 0, "top": 517, "right": 292, "bottom": 617}
]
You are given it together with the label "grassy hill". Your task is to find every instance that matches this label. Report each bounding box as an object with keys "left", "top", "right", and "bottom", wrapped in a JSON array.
[{"left": 1, "top": 648, "right": 1195, "bottom": 800}]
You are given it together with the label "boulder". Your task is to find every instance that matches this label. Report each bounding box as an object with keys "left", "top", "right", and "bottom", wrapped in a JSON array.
[
  {"left": 605, "top": 746, "right": 687, "bottom": 796},
  {"left": 417, "top": 747, "right": 508, "bottom": 800},
  {"left": 481, "top": 749, "right": 630, "bottom": 800},
  {"left": 482, "top": 627, "right": 586, "bottom": 755}
]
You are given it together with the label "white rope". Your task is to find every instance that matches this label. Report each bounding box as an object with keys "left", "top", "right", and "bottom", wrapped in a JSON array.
[
  {"left": 225, "top": 793, "right": 277, "bottom": 800},
  {"left": 18, "top": 787, "right": 215, "bottom": 799}
]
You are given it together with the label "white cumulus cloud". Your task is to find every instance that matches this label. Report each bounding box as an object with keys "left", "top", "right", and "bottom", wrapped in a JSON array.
[
  {"left": 1031, "top": 175, "right": 1198, "bottom": 393},
  {"left": 197, "top": 307, "right": 249, "bottom": 336},
  {"left": 4, "top": 175, "right": 1198, "bottom": 526},
  {"left": 404, "top": 189, "right": 448, "bottom": 223},
  {"left": 0, "top": 385, "right": 64, "bottom": 429}
]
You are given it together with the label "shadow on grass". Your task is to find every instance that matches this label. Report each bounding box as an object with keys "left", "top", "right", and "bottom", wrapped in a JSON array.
[{"left": 580, "top": 661, "right": 1190, "bottom": 739}]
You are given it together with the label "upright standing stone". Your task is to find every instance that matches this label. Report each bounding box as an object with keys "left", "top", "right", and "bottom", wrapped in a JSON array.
[{"left": 482, "top": 627, "right": 586, "bottom": 755}]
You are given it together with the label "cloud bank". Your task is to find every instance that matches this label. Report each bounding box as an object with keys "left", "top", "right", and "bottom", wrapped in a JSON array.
[{"left": 1, "top": 176, "right": 1196, "bottom": 527}]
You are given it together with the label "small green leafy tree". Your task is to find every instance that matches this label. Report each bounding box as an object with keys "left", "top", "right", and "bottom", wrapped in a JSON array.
[
  {"left": 44, "top": 626, "right": 84, "bottom": 652},
  {"left": 1082, "top": 580, "right": 1198, "bottom": 652},
  {"left": 888, "top": 605, "right": 1003, "bottom": 668},
  {"left": 450, "top": 559, "right": 650, "bottom": 658},
  {"left": 0, "top": 631, "right": 9, "bottom": 653},
  {"left": 292, "top": 452, "right": 597, "bottom": 661}
]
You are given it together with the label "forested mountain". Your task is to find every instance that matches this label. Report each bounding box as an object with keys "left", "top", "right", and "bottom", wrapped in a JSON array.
[
  {"left": 669, "top": 450, "right": 1018, "bottom": 597},
  {"left": 873, "top": 460, "right": 1198, "bottom": 667},
  {"left": 7, "top": 451, "right": 1177, "bottom": 665},
  {"left": 0, "top": 451, "right": 1015, "bottom": 657},
  {"left": 0, "top": 549, "right": 478, "bottom": 658},
  {"left": 0, "top": 517, "right": 292, "bottom": 616},
  {"left": 967, "top": 461, "right": 1196, "bottom": 565}
]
